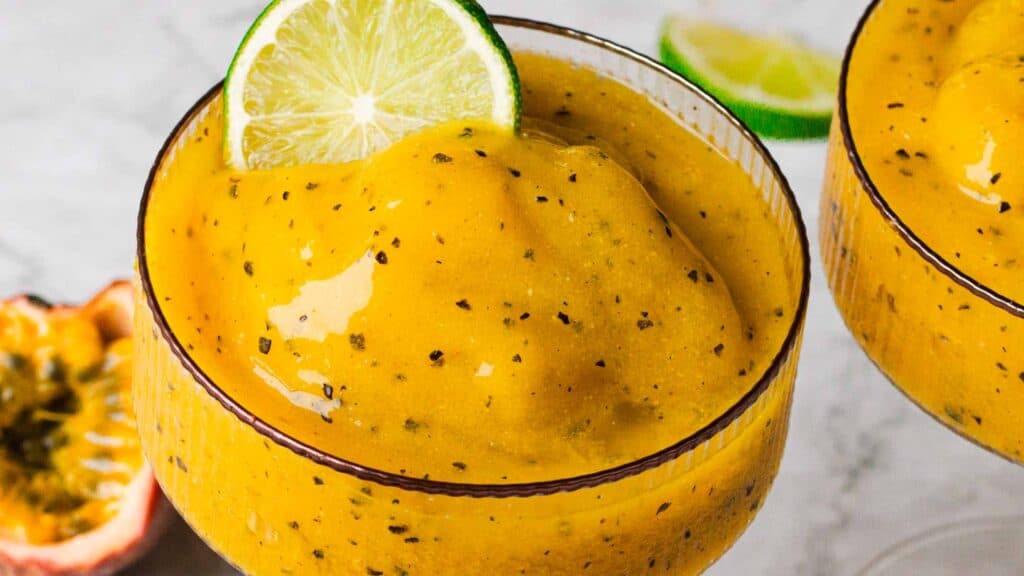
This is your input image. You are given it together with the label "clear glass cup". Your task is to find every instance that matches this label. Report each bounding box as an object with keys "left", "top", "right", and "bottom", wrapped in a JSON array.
[
  {"left": 135, "top": 17, "right": 810, "bottom": 575},
  {"left": 822, "top": 0, "right": 1024, "bottom": 571}
]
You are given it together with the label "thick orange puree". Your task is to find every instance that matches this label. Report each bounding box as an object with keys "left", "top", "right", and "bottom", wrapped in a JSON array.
[
  {"left": 848, "top": 0, "right": 1023, "bottom": 301},
  {"left": 145, "top": 54, "right": 791, "bottom": 484}
]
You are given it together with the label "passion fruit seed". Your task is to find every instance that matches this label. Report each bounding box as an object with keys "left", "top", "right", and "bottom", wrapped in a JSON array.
[{"left": 0, "top": 303, "right": 142, "bottom": 545}]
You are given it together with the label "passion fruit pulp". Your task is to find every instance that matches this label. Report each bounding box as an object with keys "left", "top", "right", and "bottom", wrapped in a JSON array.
[{"left": 0, "top": 282, "right": 169, "bottom": 575}]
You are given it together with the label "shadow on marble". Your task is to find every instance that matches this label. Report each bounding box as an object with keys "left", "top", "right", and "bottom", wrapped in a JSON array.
[{"left": 126, "top": 513, "right": 238, "bottom": 576}]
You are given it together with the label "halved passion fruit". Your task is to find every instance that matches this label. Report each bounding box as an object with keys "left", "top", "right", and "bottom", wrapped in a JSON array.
[{"left": 0, "top": 282, "right": 169, "bottom": 575}]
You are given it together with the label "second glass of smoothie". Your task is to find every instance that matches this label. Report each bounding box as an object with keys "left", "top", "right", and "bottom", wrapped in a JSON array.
[{"left": 823, "top": 0, "right": 1024, "bottom": 572}]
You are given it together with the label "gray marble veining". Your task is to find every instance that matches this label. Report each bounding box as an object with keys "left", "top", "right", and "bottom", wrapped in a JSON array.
[{"left": 1, "top": 2, "right": 1021, "bottom": 575}]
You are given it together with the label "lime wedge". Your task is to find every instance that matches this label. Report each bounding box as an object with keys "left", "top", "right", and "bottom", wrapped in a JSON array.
[
  {"left": 660, "top": 16, "right": 839, "bottom": 140},
  {"left": 225, "top": 0, "right": 520, "bottom": 170}
]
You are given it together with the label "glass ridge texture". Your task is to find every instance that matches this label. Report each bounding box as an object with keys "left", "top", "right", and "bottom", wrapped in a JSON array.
[
  {"left": 134, "top": 18, "right": 810, "bottom": 575},
  {"left": 821, "top": 1, "right": 1024, "bottom": 464}
]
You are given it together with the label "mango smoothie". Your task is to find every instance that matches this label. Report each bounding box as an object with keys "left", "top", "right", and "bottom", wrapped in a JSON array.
[
  {"left": 823, "top": 0, "right": 1024, "bottom": 460},
  {"left": 135, "top": 25, "right": 809, "bottom": 576}
]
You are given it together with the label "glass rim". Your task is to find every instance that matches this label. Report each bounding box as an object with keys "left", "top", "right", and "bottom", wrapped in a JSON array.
[
  {"left": 837, "top": 0, "right": 1024, "bottom": 318},
  {"left": 857, "top": 515, "right": 1024, "bottom": 576},
  {"left": 136, "top": 15, "right": 811, "bottom": 498}
]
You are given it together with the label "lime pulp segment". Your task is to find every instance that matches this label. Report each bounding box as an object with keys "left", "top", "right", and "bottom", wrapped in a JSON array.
[
  {"left": 225, "top": 0, "right": 520, "bottom": 169},
  {"left": 660, "top": 16, "right": 839, "bottom": 140}
]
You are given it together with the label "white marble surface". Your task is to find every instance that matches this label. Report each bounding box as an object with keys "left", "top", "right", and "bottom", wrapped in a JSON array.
[{"left": 2, "top": 1, "right": 1022, "bottom": 575}]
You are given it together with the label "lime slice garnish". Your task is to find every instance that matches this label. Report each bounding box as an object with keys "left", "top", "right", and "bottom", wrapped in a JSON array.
[
  {"left": 660, "top": 16, "right": 839, "bottom": 140},
  {"left": 225, "top": 0, "right": 520, "bottom": 170}
]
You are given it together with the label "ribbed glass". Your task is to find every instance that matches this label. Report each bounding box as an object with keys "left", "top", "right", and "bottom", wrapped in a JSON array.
[
  {"left": 821, "top": 1, "right": 1024, "bottom": 464},
  {"left": 134, "top": 18, "right": 810, "bottom": 575}
]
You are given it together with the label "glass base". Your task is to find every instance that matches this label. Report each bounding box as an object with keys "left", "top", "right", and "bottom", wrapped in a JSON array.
[{"left": 859, "top": 517, "right": 1024, "bottom": 576}]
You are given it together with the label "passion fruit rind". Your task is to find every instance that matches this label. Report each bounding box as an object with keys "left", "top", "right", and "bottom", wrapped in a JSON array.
[
  {"left": 0, "top": 470, "right": 172, "bottom": 576},
  {"left": 0, "top": 282, "right": 171, "bottom": 576}
]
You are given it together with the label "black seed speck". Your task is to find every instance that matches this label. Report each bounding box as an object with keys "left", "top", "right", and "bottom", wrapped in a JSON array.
[
  {"left": 656, "top": 502, "right": 671, "bottom": 515},
  {"left": 509, "top": 168, "right": 521, "bottom": 178},
  {"left": 25, "top": 295, "right": 53, "bottom": 309},
  {"left": 375, "top": 251, "right": 389, "bottom": 265},
  {"left": 322, "top": 383, "right": 334, "bottom": 400},
  {"left": 999, "top": 201, "right": 1012, "bottom": 213},
  {"left": 388, "top": 525, "right": 409, "bottom": 534},
  {"left": 259, "top": 337, "right": 272, "bottom": 355},
  {"left": 557, "top": 312, "right": 571, "bottom": 325},
  {"left": 313, "top": 549, "right": 325, "bottom": 559},
  {"left": 713, "top": 343, "right": 725, "bottom": 356},
  {"left": 595, "top": 359, "right": 606, "bottom": 367},
  {"left": 243, "top": 261, "right": 254, "bottom": 276},
  {"left": 452, "top": 462, "right": 467, "bottom": 471},
  {"left": 455, "top": 299, "right": 471, "bottom": 310},
  {"left": 432, "top": 153, "right": 453, "bottom": 163},
  {"left": 350, "top": 333, "right": 366, "bottom": 351}
]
